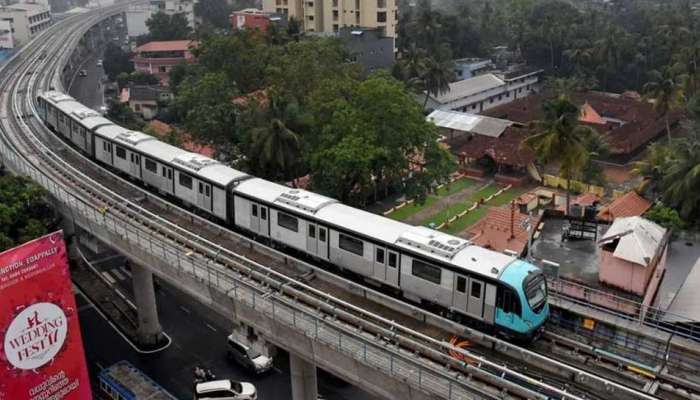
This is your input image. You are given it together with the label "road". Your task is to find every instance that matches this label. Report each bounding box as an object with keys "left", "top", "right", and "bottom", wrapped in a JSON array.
[
  {"left": 68, "top": 50, "right": 106, "bottom": 110},
  {"left": 77, "top": 250, "right": 375, "bottom": 400}
]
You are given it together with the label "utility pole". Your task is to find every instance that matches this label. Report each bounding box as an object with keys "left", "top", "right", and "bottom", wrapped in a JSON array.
[{"left": 521, "top": 211, "right": 534, "bottom": 261}]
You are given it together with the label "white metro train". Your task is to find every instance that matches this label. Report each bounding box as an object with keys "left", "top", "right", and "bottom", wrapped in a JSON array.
[{"left": 37, "top": 91, "right": 549, "bottom": 340}]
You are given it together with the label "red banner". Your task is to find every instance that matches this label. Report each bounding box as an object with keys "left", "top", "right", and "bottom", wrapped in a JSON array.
[{"left": 0, "top": 231, "right": 92, "bottom": 400}]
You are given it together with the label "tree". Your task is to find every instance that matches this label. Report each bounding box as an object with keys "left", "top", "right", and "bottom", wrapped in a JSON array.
[
  {"left": 522, "top": 95, "right": 597, "bottom": 215},
  {"left": 107, "top": 101, "right": 143, "bottom": 131},
  {"left": 421, "top": 45, "right": 455, "bottom": 109},
  {"left": 632, "top": 141, "right": 673, "bottom": 196},
  {"left": 175, "top": 72, "right": 238, "bottom": 153},
  {"left": 146, "top": 12, "right": 193, "bottom": 41},
  {"left": 103, "top": 42, "right": 133, "bottom": 81},
  {"left": 307, "top": 73, "right": 455, "bottom": 204},
  {"left": 194, "top": 0, "right": 232, "bottom": 29},
  {"left": 245, "top": 96, "right": 303, "bottom": 181},
  {"left": 644, "top": 204, "right": 685, "bottom": 232},
  {"left": 659, "top": 135, "right": 700, "bottom": 219},
  {"left": 0, "top": 174, "right": 55, "bottom": 252},
  {"left": 644, "top": 66, "right": 685, "bottom": 140}
]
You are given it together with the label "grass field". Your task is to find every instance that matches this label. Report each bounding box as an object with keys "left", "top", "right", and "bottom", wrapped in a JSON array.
[
  {"left": 385, "top": 177, "right": 477, "bottom": 221},
  {"left": 420, "top": 184, "right": 499, "bottom": 227},
  {"left": 488, "top": 186, "right": 527, "bottom": 206},
  {"left": 442, "top": 207, "right": 489, "bottom": 235}
]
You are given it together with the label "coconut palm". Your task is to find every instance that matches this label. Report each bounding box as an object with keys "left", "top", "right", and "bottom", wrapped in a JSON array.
[
  {"left": 632, "top": 142, "right": 673, "bottom": 196},
  {"left": 644, "top": 66, "right": 685, "bottom": 140},
  {"left": 660, "top": 135, "right": 700, "bottom": 219},
  {"left": 522, "top": 96, "right": 598, "bottom": 215},
  {"left": 421, "top": 44, "right": 455, "bottom": 109},
  {"left": 249, "top": 97, "right": 302, "bottom": 181}
]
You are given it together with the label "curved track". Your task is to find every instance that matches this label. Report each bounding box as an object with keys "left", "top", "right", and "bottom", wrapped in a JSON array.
[{"left": 0, "top": 7, "right": 690, "bottom": 400}]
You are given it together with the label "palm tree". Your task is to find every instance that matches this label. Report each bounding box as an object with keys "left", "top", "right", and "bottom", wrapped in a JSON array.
[
  {"left": 632, "top": 142, "right": 673, "bottom": 196},
  {"left": 522, "top": 96, "right": 597, "bottom": 215},
  {"left": 644, "top": 66, "right": 685, "bottom": 140},
  {"left": 660, "top": 135, "right": 700, "bottom": 219},
  {"left": 249, "top": 97, "right": 301, "bottom": 181},
  {"left": 421, "top": 44, "right": 455, "bottom": 110}
]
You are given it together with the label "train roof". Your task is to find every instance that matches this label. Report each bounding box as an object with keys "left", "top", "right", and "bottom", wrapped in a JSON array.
[
  {"left": 40, "top": 91, "right": 73, "bottom": 104},
  {"left": 136, "top": 139, "right": 190, "bottom": 162},
  {"left": 235, "top": 178, "right": 337, "bottom": 216},
  {"left": 172, "top": 153, "right": 249, "bottom": 186},
  {"left": 315, "top": 203, "right": 406, "bottom": 242}
]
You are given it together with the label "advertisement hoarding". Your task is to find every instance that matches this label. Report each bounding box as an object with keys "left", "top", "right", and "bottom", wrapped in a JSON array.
[{"left": 0, "top": 231, "right": 92, "bottom": 400}]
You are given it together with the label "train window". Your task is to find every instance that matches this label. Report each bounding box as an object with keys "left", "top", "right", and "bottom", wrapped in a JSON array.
[
  {"left": 278, "top": 212, "right": 299, "bottom": 232},
  {"left": 471, "top": 281, "right": 482, "bottom": 298},
  {"left": 411, "top": 259, "right": 441, "bottom": 285},
  {"left": 162, "top": 167, "right": 166, "bottom": 177},
  {"left": 456, "top": 276, "right": 466, "bottom": 293},
  {"left": 179, "top": 173, "right": 193, "bottom": 189},
  {"left": 134, "top": 155, "right": 139, "bottom": 164},
  {"left": 260, "top": 207, "right": 266, "bottom": 220},
  {"left": 376, "top": 248, "right": 385, "bottom": 264},
  {"left": 252, "top": 204, "right": 258, "bottom": 217},
  {"left": 145, "top": 159, "right": 157, "bottom": 173},
  {"left": 168, "top": 170, "right": 172, "bottom": 179},
  {"left": 115, "top": 146, "right": 126, "bottom": 159},
  {"left": 388, "top": 252, "right": 397, "bottom": 268},
  {"left": 339, "top": 234, "right": 363, "bottom": 256},
  {"left": 319, "top": 228, "right": 326, "bottom": 242},
  {"left": 103, "top": 142, "right": 107, "bottom": 151},
  {"left": 205, "top": 186, "right": 210, "bottom": 197},
  {"left": 198, "top": 182, "right": 203, "bottom": 194},
  {"left": 497, "top": 288, "right": 521, "bottom": 316},
  {"left": 308, "top": 224, "right": 315, "bottom": 238}
]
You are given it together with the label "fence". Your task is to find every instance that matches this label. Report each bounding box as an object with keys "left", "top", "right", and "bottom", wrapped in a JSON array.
[{"left": 542, "top": 174, "right": 605, "bottom": 198}]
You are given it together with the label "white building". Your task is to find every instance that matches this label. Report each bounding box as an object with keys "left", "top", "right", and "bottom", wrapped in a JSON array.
[
  {"left": 0, "top": 19, "right": 12, "bottom": 48},
  {"left": 0, "top": 3, "right": 50, "bottom": 47},
  {"left": 424, "top": 68, "right": 543, "bottom": 113},
  {"left": 126, "top": 0, "right": 196, "bottom": 38}
]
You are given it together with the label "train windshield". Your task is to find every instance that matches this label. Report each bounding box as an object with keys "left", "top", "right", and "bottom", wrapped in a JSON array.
[{"left": 524, "top": 273, "right": 547, "bottom": 311}]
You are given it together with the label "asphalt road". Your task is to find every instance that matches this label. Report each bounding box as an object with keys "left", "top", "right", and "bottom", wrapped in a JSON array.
[
  {"left": 68, "top": 50, "right": 106, "bottom": 110},
  {"left": 77, "top": 255, "right": 375, "bottom": 400}
]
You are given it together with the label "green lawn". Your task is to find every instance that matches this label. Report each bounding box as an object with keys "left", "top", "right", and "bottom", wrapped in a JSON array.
[
  {"left": 420, "top": 183, "right": 498, "bottom": 227},
  {"left": 386, "top": 195, "right": 437, "bottom": 221},
  {"left": 435, "top": 177, "right": 477, "bottom": 197},
  {"left": 442, "top": 207, "right": 489, "bottom": 235}
]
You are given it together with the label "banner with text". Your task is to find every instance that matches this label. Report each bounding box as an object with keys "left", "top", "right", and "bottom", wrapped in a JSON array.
[{"left": 0, "top": 231, "right": 92, "bottom": 400}]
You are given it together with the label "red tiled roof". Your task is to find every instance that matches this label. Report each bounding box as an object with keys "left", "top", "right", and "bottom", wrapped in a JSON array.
[
  {"left": 232, "top": 89, "right": 269, "bottom": 107},
  {"left": 445, "top": 126, "right": 535, "bottom": 168},
  {"left": 481, "top": 91, "right": 682, "bottom": 156},
  {"left": 579, "top": 102, "right": 605, "bottom": 125},
  {"left": 597, "top": 191, "right": 651, "bottom": 222},
  {"left": 146, "top": 120, "right": 215, "bottom": 158},
  {"left": 556, "top": 192, "right": 600, "bottom": 212},
  {"left": 467, "top": 205, "right": 541, "bottom": 255},
  {"left": 134, "top": 40, "right": 196, "bottom": 53}
]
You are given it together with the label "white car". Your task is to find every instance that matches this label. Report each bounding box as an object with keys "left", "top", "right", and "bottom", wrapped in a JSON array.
[
  {"left": 194, "top": 379, "right": 257, "bottom": 400},
  {"left": 96, "top": 59, "right": 103, "bottom": 67},
  {"left": 226, "top": 335, "right": 273, "bottom": 374}
]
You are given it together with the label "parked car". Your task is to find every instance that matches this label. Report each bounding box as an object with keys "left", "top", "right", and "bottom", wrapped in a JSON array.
[
  {"left": 96, "top": 59, "right": 103, "bottom": 67},
  {"left": 78, "top": 69, "right": 87, "bottom": 77},
  {"left": 226, "top": 335, "right": 273, "bottom": 374},
  {"left": 194, "top": 379, "right": 256, "bottom": 400}
]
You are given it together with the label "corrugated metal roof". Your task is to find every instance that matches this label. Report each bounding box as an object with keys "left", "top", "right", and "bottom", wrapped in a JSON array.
[
  {"left": 428, "top": 110, "right": 513, "bottom": 138},
  {"left": 599, "top": 216, "right": 666, "bottom": 266},
  {"left": 428, "top": 74, "right": 504, "bottom": 104}
]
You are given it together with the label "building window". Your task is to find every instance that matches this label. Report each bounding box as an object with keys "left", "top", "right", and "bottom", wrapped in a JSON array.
[
  {"left": 145, "top": 158, "right": 157, "bottom": 172},
  {"left": 498, "top": 95, "right": 502, "bottom": 100},
  {"left": 376, "top": 248, "right": 385, "bottom": 264},
  {"left": 179, "top": 173, "right": 193, "bottom": 189},
  {"left": 472, "top": 104, "right": 477, "bottom": 110},
  {"left": 115, "top": 146, "right": 126, "bottom": 159},
  {"left": 457, "top": 276, "right": 467, "bottom": 293},
  {"left": 333, "top": 10, "right": 338, "bottom": 20},
  {"left": 377, "top": 11, "right": 386, "bottom": 22},
  {"left": 277, "top": 212, "right": 298, "bottom": 232},
  {"left": 412, "top": 259, "right": 441, "bottom": 285},
  {"left": 159, "top": 66, "right": 167, "bottom": 73},
  {"left": 339, "top": 233, "right": 363, "bottom": 256},
  {"left": 377, "top": 0, "right": 386, "bottom": 7}
]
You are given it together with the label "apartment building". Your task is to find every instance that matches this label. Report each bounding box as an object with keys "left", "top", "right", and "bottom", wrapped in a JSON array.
[
  {"left": 0, "top": 19, "right": 12, "bottom": 48},
  {"left": 262, "top": 0, "right": 397, "bottom": 39},
  {"left": 150, "top": 0, "right": 196, "bottom": 29},
  {"left": 0, "top": 3, "right": 50, "bottom": 47},
  {"left": 132, "top": 40, "right": 196, "bottom": 85}
]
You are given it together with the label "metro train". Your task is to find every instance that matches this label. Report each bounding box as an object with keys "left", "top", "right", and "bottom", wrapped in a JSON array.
[{"left": 36, "top": 91, "right": 549, "bottom": 341}]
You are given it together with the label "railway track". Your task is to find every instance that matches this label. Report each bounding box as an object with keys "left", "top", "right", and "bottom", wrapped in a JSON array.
[{"left": 1, "top": 6, "right": 698, "bottom": 400}]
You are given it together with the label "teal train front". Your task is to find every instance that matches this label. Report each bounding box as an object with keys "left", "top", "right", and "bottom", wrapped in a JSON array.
[{"left": 496, "top": 259, "right": 549, "bottom": 341}]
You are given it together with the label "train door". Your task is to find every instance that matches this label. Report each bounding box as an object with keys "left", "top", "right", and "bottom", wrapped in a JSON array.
[
  {"left": 483, "top": 283, "right": 497, "bottom": 324},
  {"left": 467, "top": 278, "right": 485, "bottom": 319},
  {"left": 197, "top": 181, "right": 212, "bottom": 212},
  {"left": 453, "top": 274, "right": 468, "bottom": 312},
  {"left": 386, "top": 250, "right": 399, "bottom": 286},
  {"left": 373, "top": 247, "right": 387, "bottom": 282},
  {"left": 250, "top": 203, "right": 260, "bottom": 233},
  {"left": 306, "top": 223, "right": 317, "bottom": 254},
  {"left": 129, "top": 153, "right": 140, "bottom": 177},
  {"left": 317, "top": 226, "right": 328, "bottom": 259},
  {"left": 161, "top": 166, "right": 173, "bottom": 193},
  {"left": 258, "top": 206, "right": 269, "bottom": 236}
]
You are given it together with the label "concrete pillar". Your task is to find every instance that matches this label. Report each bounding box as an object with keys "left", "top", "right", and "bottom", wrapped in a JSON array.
[
  {"left": 61, "top": 216, "right": 79, "bottom": 263},
  {"left": 290, "top": 353, "right": 317, "bottom": 400},
  {"left": 131, "top": 262, "right": 163, "bottom": 345}
]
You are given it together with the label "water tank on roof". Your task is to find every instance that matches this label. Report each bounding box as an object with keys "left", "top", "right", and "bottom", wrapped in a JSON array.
[
  {"left": 584, "top": 205, "right": 597, "bottom": 221},
  {"left": 569, "top": 203, "right": 583, "bottom": 217}
]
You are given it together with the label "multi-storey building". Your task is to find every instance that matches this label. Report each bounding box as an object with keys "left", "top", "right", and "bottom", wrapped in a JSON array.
[
  {"left": 150, "top": 0, "right": 196, "bottom": 29},
  {"left": 0, "top": 3, "right": 50, "bottom": 47},
  {"left": 262, "top": 0, "right": 397, "bottom": 39},
  {"left": 132, "top": 40, "right": 196, "bottom": 85},
  {"left": 0, "top": 19, "right": 13, "bottom": 48},
  {"left": 126, "top": 0, "right": 196, "bottom": 38}
]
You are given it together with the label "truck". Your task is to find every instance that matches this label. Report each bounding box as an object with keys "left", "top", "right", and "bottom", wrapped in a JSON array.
[{"left": 98, "top": 360, "right": 178, "bottom": 400}]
